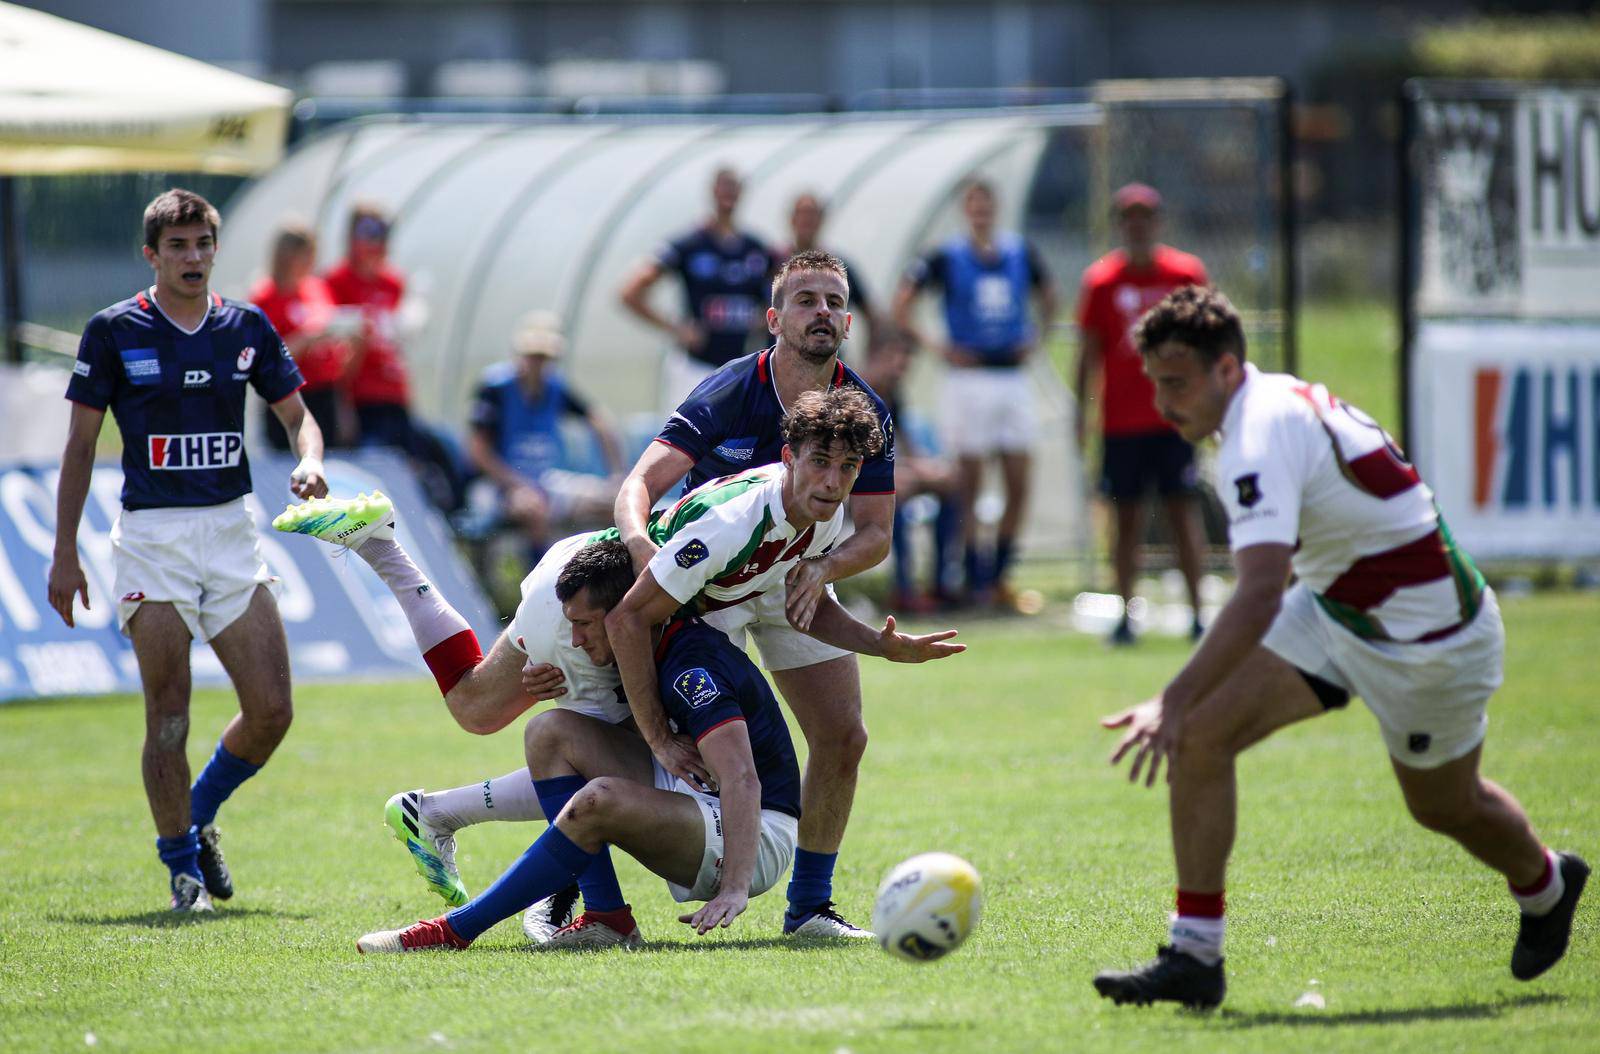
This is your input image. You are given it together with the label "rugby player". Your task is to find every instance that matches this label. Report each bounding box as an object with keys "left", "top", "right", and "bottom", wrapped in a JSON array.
[
  {"left": 615, "top": 251, "right": 897, "bottom": 937},
  {"left": 1092, "top": 286, "right": 1588, "bottom": 1009},
  {"left": 47, "top": 189, "right": 330, "bottom": 912}
]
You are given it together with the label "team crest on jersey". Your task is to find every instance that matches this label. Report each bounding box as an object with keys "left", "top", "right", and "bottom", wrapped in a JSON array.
[
  {"left": 673, "top": 667, "right": 721, "bottom": 709},
  {"left": 236, "top": 345, "right": 256, "bottom": 371},
  {"left": 674, "top": 538, "right": 710, "bottom": 569},
  {"left": 1234, "top": 473, "right": 1262, "bottom": 508}
]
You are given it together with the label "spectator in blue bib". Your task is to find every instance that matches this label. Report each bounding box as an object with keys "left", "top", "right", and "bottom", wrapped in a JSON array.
[
  {"left": 467, "top": 312, "right": 625, "bottom": 561},
  {"left": 893, "top": 179, "right": 1059, "bottom": 608}
]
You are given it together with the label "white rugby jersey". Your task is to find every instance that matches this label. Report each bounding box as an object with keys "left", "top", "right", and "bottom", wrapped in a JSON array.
[
  {"left": 641, "top": 464, "right": 845, "bottom": 614},
  {"left": 1216, "top": 364, "right": 1485, "bottom": 643}
]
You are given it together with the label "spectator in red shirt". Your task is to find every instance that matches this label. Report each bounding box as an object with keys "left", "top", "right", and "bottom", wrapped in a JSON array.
[
  {"left": 323, "top": 203, "right": 414, "bottom": 451},
  {"left": 1075, "top": 184, "right": 1209, "bottom": 645},
  {"left": 250, "top": 223, "right": 354, "bottom": 449}
]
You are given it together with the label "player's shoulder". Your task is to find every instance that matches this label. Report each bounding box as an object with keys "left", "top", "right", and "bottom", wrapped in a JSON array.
[
  {"left": 1155, "top": 245, "right": 1207, "bottom": 280},
  {"left": 89, "top": 292, "right": 151, "bottom": 332},
  {"left": 838, "top": 364, "right": 890, "bottom": 415},
  {"left": 1081, "top": 250, "right": 1129, "bottom": 288},
  {"left": 1222, "top": 366, "right": 1319, "bottom": 454},
  {"left": 215, "top": 295, "right": 277, "bottom": 334},
  {"left": 685, "top": 350, "right": 765, "bottom": 406},
  {"left": 477, "top": 360, "right": 518, "bottom": 389}
]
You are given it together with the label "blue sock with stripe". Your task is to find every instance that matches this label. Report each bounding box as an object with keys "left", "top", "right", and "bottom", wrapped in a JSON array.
[
  {"left": 784, "top": 848, "right": 838, "bottom": 920},
  {"left": 189, "top": 741, "right": 262, "bottom": 829},
  {"left": 446, "top": 825, "right": 596, "bottom": 943},
  {"left": 157, "top": 827, "right": 202, "bottom": 885},
  {"left": 533, "top": 775, "right": 626, "bottom": 912}
]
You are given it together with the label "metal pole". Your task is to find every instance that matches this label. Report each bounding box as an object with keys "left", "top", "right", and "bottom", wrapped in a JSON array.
[
  {"left": 1, "top": 176, "right": 22, "bottom": 364},
  {"left": 1397, "top": 82, "right": 1416, "bottom": 453},
  {"left": 1277, "top": 78, "right": 1298, "bottom": 375}
]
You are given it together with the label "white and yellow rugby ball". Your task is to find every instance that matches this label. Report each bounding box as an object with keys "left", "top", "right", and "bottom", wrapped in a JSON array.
[{"left": 872, "top": 852, "right": 983, "bottom": 962}]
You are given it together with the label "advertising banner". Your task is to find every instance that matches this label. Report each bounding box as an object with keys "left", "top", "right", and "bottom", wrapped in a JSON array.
[
  {"left": 0, "top": 450, "right": 500, "bottom": 702},
  {"left": 1410, "top": 321, "right": 1600, "bottom": 559}
]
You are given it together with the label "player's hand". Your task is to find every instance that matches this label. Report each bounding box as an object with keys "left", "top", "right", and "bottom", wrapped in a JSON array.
[
  {"left": 624, "top": 535, "right": 660, "bottom": 576},
  {"left": 652, "top": 732, "right": 713, "bottom": 792},
  {"left": 519, "top": 652, "right": 567, "bottom": 701},
  {"left": 289, "top": 456, "right": 329, "bottom": 499},
  {"left": 46, "top": 555, "right": 90, "bottom": 628},
  {"left": 944, "top": 345, "right": 981, "bottom": 369},
  {"left": 679, "top": 888, "right": 748, "bottom": 935},
  {"left": 877, "top": 615, "right": 965, "bottom": 663},
  {"left": 784, "top": 558, "right": 830, "bottom": 632},
  {"left": 1101, "top": 697, "right": 1182, "bottom": 788},
  {"left": 674, "top": 321, "right": 707, "bottom": 353}
]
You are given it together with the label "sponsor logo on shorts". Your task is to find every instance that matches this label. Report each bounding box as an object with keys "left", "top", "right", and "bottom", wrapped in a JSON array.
[
  {"left": 673, "top": 667, "right": 720, "bottom": 709},
  {"left": 1408, "top": 732, "right": 1432, "bottom": 754},
  {"left": 120, "top": 347, "right": 161, "bottom": 385},
  {"left": 674, "top": 538, "right": 710, "bottom": 569},
  {"left": 120, "top": 591, "right": 145, "bottom": 602},
  {"left": 73, "top": 360, "right": 91, "bottom": 377},
  {"left": 1234, "top": 473, "right": 1262, "bottom": 508},
  {"left": 236, "top": 346, "right": 256, "bottom": 371},
  {"left": 183, "top": 369, "right": 212, "bottom": 388},
  {"left": 148, "top": 432, "right": 244, "bottom": 470}
]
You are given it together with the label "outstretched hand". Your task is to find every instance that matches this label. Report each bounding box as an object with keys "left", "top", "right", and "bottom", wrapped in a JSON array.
[
  {"left": 876, "top": 615, "right": 965, "bottom": 663},
  {"left": 1101, "top": 697, "right": 1181, "bottom": 788}
]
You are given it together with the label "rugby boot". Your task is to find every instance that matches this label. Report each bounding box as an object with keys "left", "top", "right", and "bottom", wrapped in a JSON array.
[
  {"left": 1512, "top": 851, "right": 1589, "bottom": 981},
  {"left": 272, "top": 491, "right": 394, "bottom": 551},
  {"left": 543, "top": 910, "right": 644, "bottom": 950},
  {"left": 170, "top": 872, "right": 215, "bottom": 914},
  {"left": 1093, "top": 945, "right": 1226, "bottom": 1010},
  {"left": 783, "top": 901, "right": 874, "bottom": 939},
  {"left": 522, "top": 884, "right": 580, "bottom": 944},
  {"left": 356, "top": 916, "right": 470, "bottom": 954},
  {"left": 384, "top": 790, "right": 468, "bottom": 907},
  {"left": 196, "top": 823, "right": 233, "bottom": 900}
]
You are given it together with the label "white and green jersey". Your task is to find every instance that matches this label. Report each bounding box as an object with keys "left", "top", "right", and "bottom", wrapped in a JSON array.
[{"left": 612, "top": 464, "right": 845, "bottom": 614}]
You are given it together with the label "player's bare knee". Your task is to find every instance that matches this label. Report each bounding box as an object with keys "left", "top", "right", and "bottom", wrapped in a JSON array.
[
  {"left": 816, "top": 720, "right": 868, "bottom": 772},
  {"left": 523, "top": 708, "right": 573, "bottom": 766},
  {"left": 249, "top": 696, "right": 293, "bottom": 743},
  {"left": 147, "top": 711, "right": 190, "bottom": 752},
  {"left": 562, "top": 777, "right": 622, "bottom": 835}
]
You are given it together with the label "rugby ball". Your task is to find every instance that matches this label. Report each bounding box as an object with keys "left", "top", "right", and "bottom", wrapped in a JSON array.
[{"left": 872, "top": 852, "right": 983, "bottom": 962}]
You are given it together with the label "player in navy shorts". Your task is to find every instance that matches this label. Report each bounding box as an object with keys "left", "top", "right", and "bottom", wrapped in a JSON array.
[
  {"left": 614, "top": 249, "right": 897, "bottom": 938},
  {"left": 356, "top": 541, "right": 806, "bottom": 951},
  {"left": 46, "top": 189, "right": 330, "bottom": 913}
]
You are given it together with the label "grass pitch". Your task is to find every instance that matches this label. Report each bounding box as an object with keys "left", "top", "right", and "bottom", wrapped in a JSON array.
[{"left": 2, "top": 592, "right": 1595, "bottom": 1053}]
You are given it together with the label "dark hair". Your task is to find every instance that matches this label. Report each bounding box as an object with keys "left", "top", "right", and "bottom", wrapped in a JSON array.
[
  {"left": 780, "top": 387, "right": 883, "bottom": 459},
  {"left": 347, "top": 201, "right": 391, "bottom": 245},
  {"left": 1134, "top": 284, "right": 1247, "bottom": 366},
  {"left": 771, "top": 249, "right": 849, "bottom": 308},
  {"left": 143, "top": 189, "right": 220, "bottom": 249},
  {"left": 554, "top": 539, "right": 635, "bottom": 612}
]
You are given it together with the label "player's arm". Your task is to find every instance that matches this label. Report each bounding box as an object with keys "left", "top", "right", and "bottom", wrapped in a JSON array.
[
  {"left": 619, "top": 257, "right": 700, "bottom": 350},
  {"left": 679, "top": 719, "right": 760, "bottom": 934},
  {"left": 890, "top": 274, "right": 924, "bottom": 349},
  {"left": 615, "top": 442, "right": 695, "bottom": 571},
  {"left": 603, "top": 570, "right": 712, "bottom": 786},
  {"left": 586, "top": 406, "right": 627, "bottom": 477},
  {"left": 784, "top": 492, "right": 894, "bottom": 631},
  {"left": 802, "top": 593, "right": 964, "bottom": 663},
  {"left": 1103, "top": 543, "right": 1293, "bottom": 787},
  {"left": 46, "top": 403, "right": 105, "bottom": 628},
  {"left": 1027, "top": 245, "right": 1061, "bottom": 360},
  {"left": 269, "top": 392, "right": 329, "bottom": 499},
  {"left": 467, "top": 424, "right": 527, "bottom": 494}
]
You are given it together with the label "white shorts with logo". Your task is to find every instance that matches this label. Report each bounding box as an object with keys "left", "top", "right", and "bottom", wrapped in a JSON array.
[
  {"left": 651, "top": 759, "right": 799, "bottom": 903},
  {"left": 1262, "top": 582, "right": 1505, "bottom": 769},
  {"left": 938, "top": 366, "right": 1036, "bottom": 456},
  {"left": 701, "top": 586, "right": 850, "bottom": 672},
  {"left": 111, "top": 498, "right": 277, "bottom": 642},
  {"left": 509, "top": 532, "right": 631, "bottom": 724}
]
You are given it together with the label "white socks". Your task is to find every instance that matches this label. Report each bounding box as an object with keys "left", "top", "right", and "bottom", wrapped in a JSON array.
[
  {"left": 1511, "top": 848, "right": 1566, "bottom": 916},
  {"left": 1170, "top": 914, "right": 1226, "bottom": 966},
  {"left": 356, "top": 537, "right": 482, "bottom": 695},
  {"left": 420, "top": 770, "right": 545, "bottom": 832}
]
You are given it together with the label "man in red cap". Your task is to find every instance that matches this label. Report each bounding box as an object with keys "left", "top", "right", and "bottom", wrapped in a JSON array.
[{"left": 1075, "top": 183, "right": 1209, "bottom": 645}]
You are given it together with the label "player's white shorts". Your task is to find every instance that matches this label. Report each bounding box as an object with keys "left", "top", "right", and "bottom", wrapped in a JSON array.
[
  {"left": 509, "top": 532, "right": 631, "bottom": 724},
  {"left": 111, "top": 498, "right": 277, "bottom": 642},
  {"left": 1262, "top": 582, "right": 1505, "bottom": 769},
  {"left": 652, "top": 759, "right": 799, "bottom": 903},
  {"left": 702, "top": 586, "right": 850, "bottom": 672},
  {"left": 938, "top": 366, "right": 1036, "bottom": 456}
]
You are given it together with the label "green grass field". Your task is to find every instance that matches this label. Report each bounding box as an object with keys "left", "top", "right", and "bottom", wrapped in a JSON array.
[{"left": 2, "top": 591, "right": 1595, "bottom": 1053}]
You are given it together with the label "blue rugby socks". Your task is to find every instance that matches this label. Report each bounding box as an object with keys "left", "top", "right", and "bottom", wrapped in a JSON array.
[
  {"left": 534, "top": 775, "right": 626, "bottom": 912},
  {"left": 446, "top": 825, "right": 597, "bottom": 943},
  {"left": 784, "top": 848, "right": 838, "bottom": 923},
  {"left": 156, "top": 828, "right": 202, "bottom": 885},
  {"left": 189, "top": 741, "right": 262, "bottom": 829}
]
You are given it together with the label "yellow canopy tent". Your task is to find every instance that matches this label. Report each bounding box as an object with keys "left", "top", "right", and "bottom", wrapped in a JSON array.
[{"left": 0, "top": 1, "right": 292, "bottom": 358}]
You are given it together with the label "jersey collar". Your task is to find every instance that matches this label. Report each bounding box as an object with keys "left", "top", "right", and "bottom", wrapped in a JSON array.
[
  {"left": 142, "top": 285, "right": 220, "bottom": 336},
  {"left": 759, "top": 347, "right": 848, "bottom": 411},
  {"left": 1217, "top": 362, "right": 1260, "bottom": 442}
]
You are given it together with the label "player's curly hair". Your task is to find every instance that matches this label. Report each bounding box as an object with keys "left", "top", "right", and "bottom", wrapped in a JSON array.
[
  {"left": 780, "top": 387, "right": 884, "bottom": 460},
  {"left": 1134, "top": 284, "right": 1247, "bottom": 366},
  {"left": 555, "top": 539, "right": 635, "bottom": 612},
  {"left": 771, "top": 249, "right": 849, "bottom": 308},
  {"left": 143, "top": 189, "right": 220, "bottom": 249}
]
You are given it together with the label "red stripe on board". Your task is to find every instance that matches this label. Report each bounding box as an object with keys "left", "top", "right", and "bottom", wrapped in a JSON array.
[
  {"left": 1345, "top": 446, "right": 1421, "bottom": 499},
  {"left": 1321, "top": 530, "right": 1450, "bottom": 611},
  {"left": 1474, "top": 369, "right": 1501, "bottom": 509}
]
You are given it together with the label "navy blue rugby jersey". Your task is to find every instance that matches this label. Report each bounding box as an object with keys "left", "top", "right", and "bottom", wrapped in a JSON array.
[
  {"left": 655, "top": 227, "right": 779, "bottom": 368},
  {"left": 655, "top": 616, "right": 801, "bottom": 819},
  {"left": 65, "top": 288, "right": 304, "bottom": 510},
  {"left": 655, "top": 348, "right": 896, "bottom": 496}
]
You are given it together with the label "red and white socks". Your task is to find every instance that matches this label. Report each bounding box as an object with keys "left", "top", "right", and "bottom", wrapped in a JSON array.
[
  {"left": 1510, "top": 847, "right": 1566, "bottom": 917},
  {"left": 1170, "top": 889, "right": 1225, "bottom": 965},
  {"left": 355, "top": 536, "right": 482, "bottom": 695}
]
